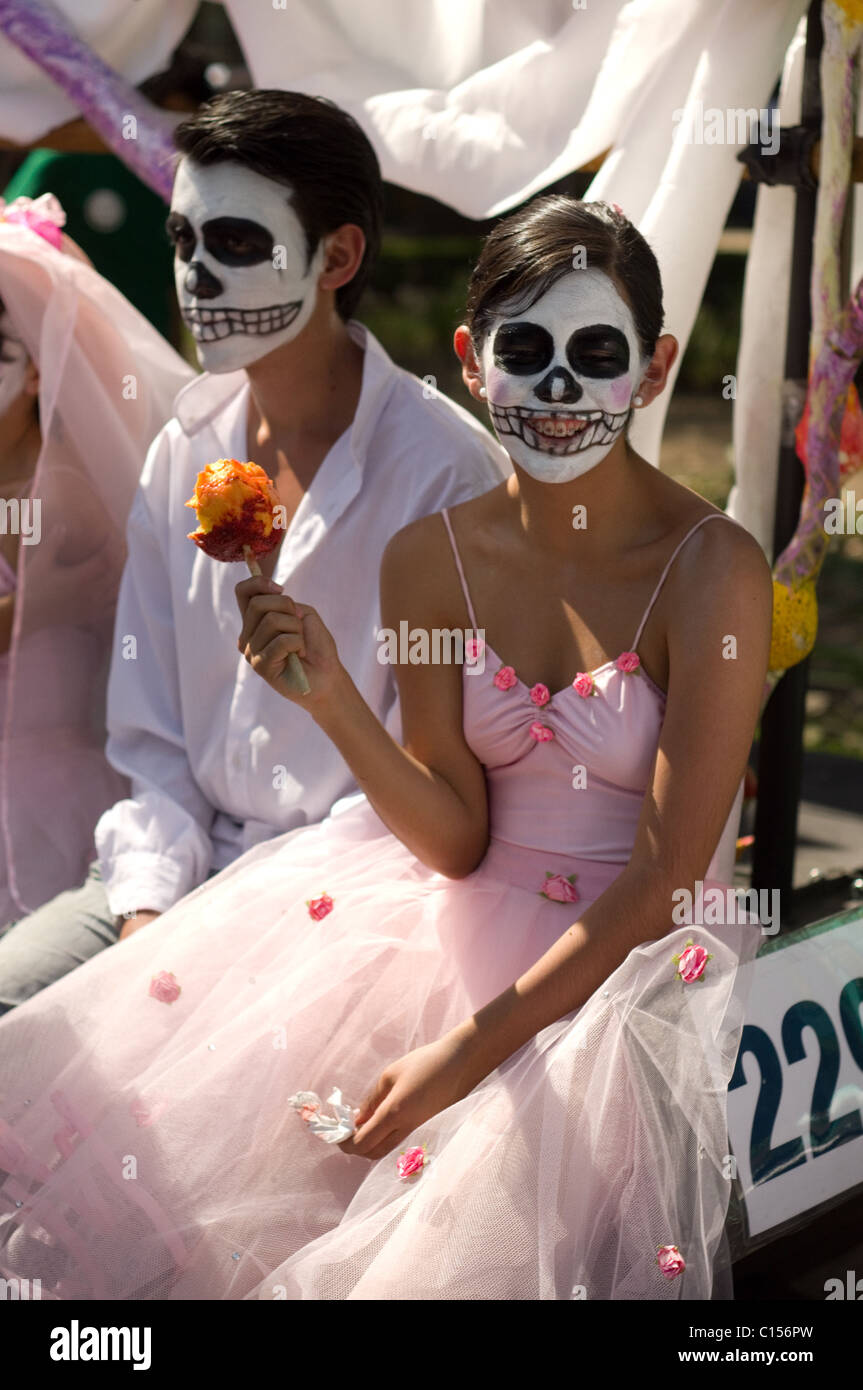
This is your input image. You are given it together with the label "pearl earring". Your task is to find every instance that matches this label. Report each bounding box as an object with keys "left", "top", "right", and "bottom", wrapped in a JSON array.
[
  {"left": 633, "top": 394, "right": 644, "bottom": 406},
  {"left": 479, "top": 385, "right": 487, "bottom": 398}
]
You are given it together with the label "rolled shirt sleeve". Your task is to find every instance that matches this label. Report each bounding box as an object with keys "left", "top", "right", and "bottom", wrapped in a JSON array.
[{"left": 94, "top": 433, "right": 216, "bottom": 916}]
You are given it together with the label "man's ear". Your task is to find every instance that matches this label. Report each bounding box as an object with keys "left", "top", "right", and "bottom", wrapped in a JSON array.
[
  {"left": 454, "top": 324, "right": 485, "bottom": 402},
  {"left": 317, "top": 224, "right": 366, "bottom": 296}
]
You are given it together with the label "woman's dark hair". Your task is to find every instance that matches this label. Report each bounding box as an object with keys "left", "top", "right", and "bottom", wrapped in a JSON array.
[
  {"left": 465, "top": 195, "right": 663, "bottom": 359},
  {"left": 172, "top": 89, "right": 384, "bottom": 320}
]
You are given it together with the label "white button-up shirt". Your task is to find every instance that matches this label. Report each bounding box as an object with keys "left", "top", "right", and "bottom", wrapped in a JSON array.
[{"left": 95, "top": 321, "right": 510, "bottom": 916}]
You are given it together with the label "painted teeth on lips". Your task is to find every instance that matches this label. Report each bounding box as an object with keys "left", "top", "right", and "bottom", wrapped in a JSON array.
[{"left": 531, "top": 417, "right": 590, "bottom": 437}]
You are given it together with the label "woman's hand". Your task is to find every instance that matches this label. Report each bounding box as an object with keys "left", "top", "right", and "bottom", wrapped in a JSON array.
[
  {"left": 339, "top": 1030, "right": 484, "bottom": 1161},
  {"left": 235, "top": 576, "right": 345, "bottom": 708}
]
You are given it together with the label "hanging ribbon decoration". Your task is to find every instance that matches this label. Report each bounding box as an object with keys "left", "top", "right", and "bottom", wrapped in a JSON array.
[
  {"left": 764, "top": 0, "right": 863, "bottom": 705},
  {"left": 767, "top": 276, "right": 863, "bottom": 704},
  {"left": 0, "top": 0, "right": 177, "bottom": 202}
]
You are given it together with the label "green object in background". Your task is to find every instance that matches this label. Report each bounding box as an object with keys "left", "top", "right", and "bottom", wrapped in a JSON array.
[{"left": 4, "top": 149, "right": 177, "bottom": 342}]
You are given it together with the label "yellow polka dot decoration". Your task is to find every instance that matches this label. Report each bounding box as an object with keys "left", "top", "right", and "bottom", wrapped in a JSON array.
[{"left": 769, "top": 577, "right": 818, "bottom": 674}]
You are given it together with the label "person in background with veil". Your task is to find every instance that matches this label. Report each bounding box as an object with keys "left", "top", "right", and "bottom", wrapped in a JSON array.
[{"left": 0, "top": 193, "right": 192, "bottom": 928}]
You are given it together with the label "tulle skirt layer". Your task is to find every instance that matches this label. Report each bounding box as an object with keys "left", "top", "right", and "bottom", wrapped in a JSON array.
[{"left": 0, "top": 798, "right": 758, "bottom": 1300}]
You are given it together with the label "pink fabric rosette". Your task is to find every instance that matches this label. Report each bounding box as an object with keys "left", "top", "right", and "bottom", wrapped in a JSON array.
[{"left": 0, "top": 193, "right": 65, "bottom": 250}]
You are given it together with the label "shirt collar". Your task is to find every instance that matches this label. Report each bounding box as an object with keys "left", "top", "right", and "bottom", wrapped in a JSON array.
[
  {"left": 173, "top": 368, "right": 248, "bottom": 440},
  {"left": 342, "top": 319, "right": 398, "bottom": 475},
  {"left": 171, "top": 320, "right": 398, "bottom": 480}
]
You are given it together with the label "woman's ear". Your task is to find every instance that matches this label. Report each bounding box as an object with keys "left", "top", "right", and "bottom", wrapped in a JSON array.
[
  {"left": 454, "top": 324, "right": 486, "bottom": 402},
  {"left": 634, "top": 333, "right": 678, "bottom": 408}
]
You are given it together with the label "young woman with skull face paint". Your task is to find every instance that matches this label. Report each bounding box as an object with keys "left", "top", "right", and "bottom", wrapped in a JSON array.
[
  {"left": 0, "top": 199, "right": 772, "bottom": 1301},
  {"left": 232, "top": 199, "right": 772, "bottom": 1296}
]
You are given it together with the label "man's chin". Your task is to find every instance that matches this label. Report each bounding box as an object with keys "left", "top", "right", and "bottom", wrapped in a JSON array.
[
  {"left": 194, "top": 349, "right": 250, "bottom": 375},
  {"left": 193, "top": 329, "right": 308, "bottom": 375},
  {"left": 191, "top": 339, "right": 274, "bottom": 374}
]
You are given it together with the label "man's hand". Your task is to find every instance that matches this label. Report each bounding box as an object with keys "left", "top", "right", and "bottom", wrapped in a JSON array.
[{"left": 117, "top": 909, "right": 161, "bottom": 942}]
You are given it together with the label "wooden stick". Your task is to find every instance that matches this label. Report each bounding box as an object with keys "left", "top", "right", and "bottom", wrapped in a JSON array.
[{"left": 243, "top": 546, "right": 311, "bottom": 697}]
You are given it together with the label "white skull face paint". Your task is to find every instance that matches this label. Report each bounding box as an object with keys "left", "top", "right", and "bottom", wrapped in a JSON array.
[
  {"left": 168, "top": 159, "right": 326, "bottom": 373},
  {"left": 479, "top": 268, "right": 648, "bottom": 482},
  {"left": 0, "top": 310, "right": 30, "bottom": 417}
]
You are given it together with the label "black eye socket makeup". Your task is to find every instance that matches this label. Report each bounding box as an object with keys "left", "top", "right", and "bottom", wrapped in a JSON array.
[
  {"left": 492, "top": 321, "right": 554, "bottom": 376},
  {"left": 165, "top": 213, "right": 195, "bottom": 260},
  {"left": 566, "top": 324, "right": 630, "bottom": 379},
  {"left": 202, "top": 218, "right": 274, "bottom": 268},
  {"left": 165, "top": 215, "right": 275, "bottom": 269}
]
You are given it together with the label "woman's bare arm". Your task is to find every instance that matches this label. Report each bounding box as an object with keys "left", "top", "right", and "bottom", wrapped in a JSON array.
[
  {"left": 237, "top": 512, "right": 488, "bottom": 877},
  {"left": 448, "top": 518, "right": 774, "bottom": 1081}
]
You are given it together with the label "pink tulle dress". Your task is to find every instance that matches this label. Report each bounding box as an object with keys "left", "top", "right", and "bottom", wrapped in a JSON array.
[
  {"left": 0, "top": 510, "right": 758, "bottom": 1301},
  {"left": 0, "top": 197, "right": 192, "bottom": 920},
  {"left": 0, "top": 551, "right": 15, "bottom": 921}
]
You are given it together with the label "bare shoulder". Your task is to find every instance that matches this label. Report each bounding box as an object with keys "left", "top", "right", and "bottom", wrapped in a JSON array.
[
  {"left": 669, "top": 507, "right": 773, "bottom": 605},
  {"left": 641, "top": 461, "right": 767, "bottom": 587},
  {"left": 658, "top": 505, "right": 774, "bottom": 684},
  {"left": 380, "top": 491, "right": 505, "bottom": 627},
  {"left": 382, "top": 485, "right": 506, "bottom": 563}
]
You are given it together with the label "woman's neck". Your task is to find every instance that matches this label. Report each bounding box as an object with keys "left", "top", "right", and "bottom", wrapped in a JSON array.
[{"left": 508, "top": 440, "right": 651, "bottom": 559}]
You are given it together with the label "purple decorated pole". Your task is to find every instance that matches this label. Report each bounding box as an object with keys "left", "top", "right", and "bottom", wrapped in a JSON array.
[
  {"left": 775, "top": 276, "right": 863, "bottom": 592},
  {"left": 760, "top": 276, "right": 863, "bottom": 710},
  {"left": 0, "top": 0, "right": 177, "bottom": 201}
]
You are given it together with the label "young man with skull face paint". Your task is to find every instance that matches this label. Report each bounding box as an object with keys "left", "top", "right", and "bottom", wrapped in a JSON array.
[
  {"left": 0, "top": 91, "right": 508, "bottom": 1008},
  {"left": 167, "top": 156, "right": 326, "bottom": 374},
  {"left": 0, "top": 197, "right": 773, "bottom": 1301}
]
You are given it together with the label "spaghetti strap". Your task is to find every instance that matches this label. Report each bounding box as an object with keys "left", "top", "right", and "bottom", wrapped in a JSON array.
[
  {"left": 440, "top": 508, "right": 479, "bottom": 631},
  {"left": 631, "top": 513, "right": 734, "bottom": 651}
]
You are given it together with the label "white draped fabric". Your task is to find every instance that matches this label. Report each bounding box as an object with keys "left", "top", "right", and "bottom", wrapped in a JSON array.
[
  {"left": 0, "top": 0, "right": 813, "bottom": 519},
  {"left": 223, "top": 0, "right": 807, "bottom": 471},
  {"left": 726, "top": 19, "right": 806, "bottom": 554}
]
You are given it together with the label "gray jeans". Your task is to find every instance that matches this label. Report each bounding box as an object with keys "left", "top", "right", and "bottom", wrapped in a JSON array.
[
  {"left": 0, "top": 861, "right": 118, "bottom": 1013},
  {"left": 0, "top": 861, "right": 119, "bottom": 1012}
]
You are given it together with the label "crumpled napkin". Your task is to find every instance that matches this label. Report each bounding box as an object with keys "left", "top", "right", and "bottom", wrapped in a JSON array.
[{"left": 288, "top": 1087, "right": 358, "bottom": 1144}]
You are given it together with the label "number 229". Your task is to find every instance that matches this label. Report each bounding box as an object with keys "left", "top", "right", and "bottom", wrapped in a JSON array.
[{"left": 729, "top": 977, "right": 863, "bottom": 1185}]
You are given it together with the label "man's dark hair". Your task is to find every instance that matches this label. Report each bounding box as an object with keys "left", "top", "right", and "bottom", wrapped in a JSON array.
[{"left": 173, "top": 89, "right": 384, "bottom": 319}]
